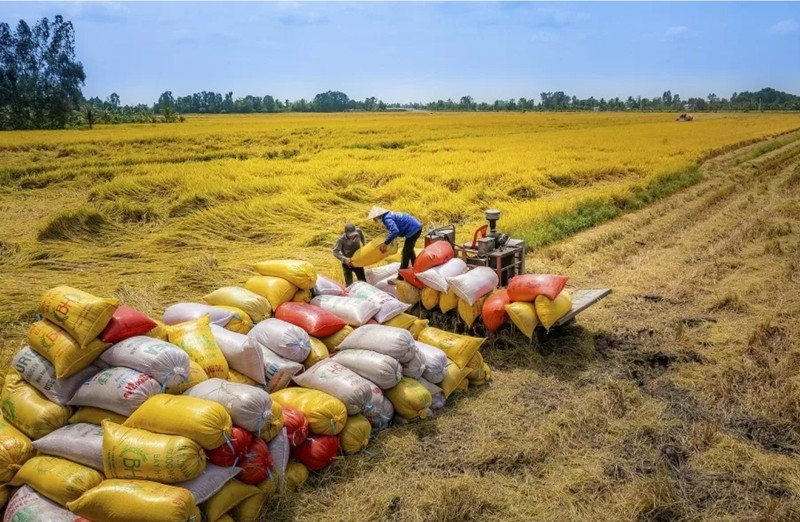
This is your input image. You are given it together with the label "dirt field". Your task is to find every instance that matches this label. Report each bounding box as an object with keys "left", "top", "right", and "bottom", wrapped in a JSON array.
[{"left": 265, "top": 132, "right": 800, "bottom": 521}]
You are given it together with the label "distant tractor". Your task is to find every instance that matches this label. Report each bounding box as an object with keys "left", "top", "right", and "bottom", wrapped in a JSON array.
[{"left": 676, "top": 113, "right": 694, "bottom": 122}]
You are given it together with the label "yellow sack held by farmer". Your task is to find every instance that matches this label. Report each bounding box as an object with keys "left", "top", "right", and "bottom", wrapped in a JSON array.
[
  {"left": 284, "top": 461, "right": 308, "bottom": 491},
  {"left": 305, "top": 337, "right": 330, "bottom": 369},
  {"left": 67, "top": 479, "right": 201, "bottom": 522},
  {"left": 261, "top": 401, "right": 284, "bottom": 442},
  {"left": 458, "top": 297, "right": 485, "bottom": 327},
  {"left": 203, "top": 286, "right": 271, "bottom": 323},
  {"left": 69, "top": 407, "right": 128, "bottom": 426},
  {"left": 319, "top": 324, "right": 353, "bottom": 351},
  {"left": 10, "top": 455, "right": 103, "bottom": 507},
  {"left": 102, "top": 421, "right": 206, "bottom": 483},
  {"left": 385, "top": 378, "right": 432, "bottom": 420},
  {"left": 124, "top": 395, "right": 232, "bottom": 450},
  {"left": 271, "top": 388, "right": 347, "bottom": 435},
  {"left": 254, "top": 259, "right": 317, "bottom": 290},
  {"left": 234, "top": 475, "right": 279, "bottom": 522},
  {"left": 38, "top": 286, "right": 120, "bottom": 348},
  {"left": 440, "top": 360, "right": 473, "bottom": 398},
  {"left": 166, "top": 360, "right": 208, "bottom": 394},
  {"left": 27, "top": 320, "right": 110, "bottom": 379},
  {"left": 505, "top": 302, "right": 539, "bottom": 339},
  {"left": 439, "top": 288, "right": 459, "bottom": 313},
  {"left": 421, "top": 287, "right": 440, "bottom": 311},
  {"left": 350, "top": 237, "right": 399, "bottom": 268},
  {"left": 168, "top": 316, "right": 229, "bottom": 379},
  {"left": 417, "top": 327, "right": 484, "bottom": 368},
  {"left": 338, "top": 414, "right": 371, "bottom": 455},
  {"left": 0, "top": 418, "right": 35, "bottom": 483},
  {"left": 535, "top": 291, "right": 573, "bottom": 329},
  {"left": 1, "top": 369, "right": 71, "bottom": 440},
  {"left": 245, "top": 276, "right": 298, "bottom": 311},
  {"left": 204, "top": 479, "right": 260, "bottom": 522}
]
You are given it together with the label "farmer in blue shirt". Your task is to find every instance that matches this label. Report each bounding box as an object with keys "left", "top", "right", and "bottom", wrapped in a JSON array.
[{"left": 367, "top": 206, "right": 422, "bottom": 280}]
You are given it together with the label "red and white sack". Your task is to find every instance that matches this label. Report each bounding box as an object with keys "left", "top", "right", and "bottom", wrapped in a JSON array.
[
  {"left": 446, "top": 267, "right": 499, "bottom": 305},
  {"left": 262, "top": 348, "right": 303, "bottom": 392},
  {"left": 210, "top": 325, "right": 266, "bottom": 385},
  {"left": 366, "top": 262, "right": 401, "bottom": 285},
  {"left": 416, "top": 341, "right": 448, "bottom": 384},
  {"left": 313, "top": 274, "right": 346, "bottom": 297},
  {"left": 268, "top": 428, "right": 290, "bottom": 491},
  {"left": 184, "top": 379, "right": 272, "bottom": 434},
  {"left": 177, "top": 463, "right": 241, "bottom": 504},
  {"left": 98, "top": 336, "right": 190, "bottom": 389},
  {"left": 331, "top": 349, "right": 402, "bottom": 390},
  {"left": 4, "top": 485, "right": 80, "bottom": 522},
  {"left": 32, "top": 423, "right": 104, "bottom": 471},
  {"left": 12, "top": 346, "right": 100, "bottom": 406},
  {"left": 245, "top": 318, "right": 311, "bottom": 363},
  {"left": 310, "top": 295, "right": 380, "bottom": 327},
  {"left": 363, "top": 383, "right": 393, "bottom": 433},
  {"left": 401, "top": 347, "right": 426, "bottom": 380},
  {"left": 67, "top": 367, "right": 161, "bottom": 416},
  {"left": 292, "top": 360, "right": 373, "bottom": 415},
  {"left": 416, "top": 258, "right": 468, "bottom": 293},
  {"left": 418, "top": 378, "right": 446, "bottom": 409},
  {"left": 346, "top": 281, "right": 410, "bottom": 323},
  {"left": 374, "top": 277, "right": 398, "bottom": 299},
  {"left": 337, "top": 324, "right": 416, "bottom": 362},
  {"left": 162, "top": 302, "right": 234, "bottom": 326}
]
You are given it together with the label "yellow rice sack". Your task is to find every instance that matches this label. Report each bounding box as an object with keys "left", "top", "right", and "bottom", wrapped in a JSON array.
[
  {"left": 466, "top": 351, "right": 483, "bottom": 372},
  {"left": 271, "top": 388, "right": 347, "bottom": 435},
  {"left": 167, "top": 316, "right": 229, "bottom": 379},
  {"left": 439, "top": 360, "right": 473, "bottom": 398},
  {"left": 505, "top": 301, "right": 539, "bottom": 339},
  {"left": 395, "top": 280, "right": 420, "bottom": 305},
  {"left": 38, "top": 286, "right": 119, "bottom": 348},
  {"left": 382, "top": 313, "right": 417, "bottom": 330},
  {"left": 261, "top": 401, "right": 284, "bottom": 442},
  {"left": 469, "top": 362, "right": 492, "bottom": 386},
  {"left": 166, "top": 360, "right": 209, "bottom": 394},
  {"left": 284, "top": 461, "right": 308, "bottom": 491},
  {"left": 417, "top": 327, "right": 484, "bottom": 368},
  {"left": 245, "top": 276, "right": 298, "bottom": 311},
  {"left": 254, "top": 259, "right": 317, "bottom": 290},
  {"left": 1, "top": 369, "right": 71, "bottom": 439},
  {"left": 338, "top": 415, "right": 371, "bottom": 455},
  {"left": 319, "top": 325, "right": 353, "bottom": 351},
  {"left": 456, "top": 376, "right": 469, "bottom": 392},
  {"left": 234, "top": 475, "right": 279, "bottom": 522},
  {"left": 204, "top": 479, "right": 259, "bottom": 522},
  {"left": 350, "top": 238, "right": 399, "bottom": 268},
  {"left": 535, "top": 291, "right": 573, "bottom": 329},
  {"left": 10, "top": 455, "right": 103, "bottom": 506},
  {"left": 69, "top": 407, "right": 128, "bottom": 426},
  {"left": 291, "top": 288, "right": 312, "bottom": 303},
  {"left": 227, "top": 369, "right": 258, "bottom": 386},
  {"left": 0, "top": 418, "right": 35, "bottom": 483},
  {"left": 124, "top": 395, "right": 232, "bottom": 450},
  {"left": 385, "top": 378, "right": 432, "bottom": 420},
  {"left": 305, "top": 337, "right": 330, "bottom": 369},
  {"left": 0, "top": 485, "right": 9, "bottom": 509},
  {"left": 421, "top": 287, "right": 440, "bottom": 311},
  {"left": 102, "top": 421, "right": 206, "bottom": 483},
  {"left": 409, "top": 319, "right": 429, "bottom": 340},
  {"left": 439, "top": 288, "right": 459, "bottom": 313},
  {"left": 203, "top": 286, "right": 271, "bottom": 323},
  {"left": 146, "top": 319, "right": 170, "bottom": 341},
  {"left": 27, "top": 320, "right": 110, "bottom": 379},
  {"left": 458, "top": 297, "right": 485, "bottom": 327},
  {"left": 214, "top": 306, "right": 253, "bottom": 334},
  {"left": 67, "top": 479, "right": 201, "bottom": 522}
]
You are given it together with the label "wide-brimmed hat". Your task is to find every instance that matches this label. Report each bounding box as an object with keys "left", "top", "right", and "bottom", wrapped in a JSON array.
[{"left": 367, "top": 206, "right": 389, "bottom": 220}]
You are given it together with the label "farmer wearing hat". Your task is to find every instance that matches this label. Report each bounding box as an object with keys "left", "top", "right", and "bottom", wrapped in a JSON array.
[
  {"left": 333, "top": 223, "right": 367, "bottom": 285},
  {"left": 368, "top": 206, "right": 422, "bottom": 279}
]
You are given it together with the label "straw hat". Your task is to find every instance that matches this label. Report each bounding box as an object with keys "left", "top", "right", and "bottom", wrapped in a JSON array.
[{"left": 367, "top": 206, "right": 389, "bottom": 220}]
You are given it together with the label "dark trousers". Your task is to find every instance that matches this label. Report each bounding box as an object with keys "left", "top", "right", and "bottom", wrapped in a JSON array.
[
  {"left": 399, "top": 229, "right": 422, "bottom": 274},
  {"left": 342, "top": 263, "right": 366, "bottom": 286}
]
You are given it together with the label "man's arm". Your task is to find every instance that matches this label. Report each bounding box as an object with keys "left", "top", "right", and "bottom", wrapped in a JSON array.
[
  {"left": 383, "top": 216, "right": 400, "bottom": 244},
  {"left": 332, "top": 236, "right": 346, "bottom": 262}
]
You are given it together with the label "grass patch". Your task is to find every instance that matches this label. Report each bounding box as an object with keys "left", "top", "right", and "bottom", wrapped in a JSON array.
[{"left": 37, "top": 207, "right": 108, "bottom": 241}]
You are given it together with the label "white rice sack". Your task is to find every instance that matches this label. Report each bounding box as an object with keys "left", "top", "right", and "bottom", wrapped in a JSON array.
[
  {"left": 245, "top": 318, "right": 311, "bottom": 363},
  {"left": 292, "top": 360, "right": 373, "bottom": 415},
  {"left": 162, "top": 302, "right": 234, "bottom": 326},
  {"left": 374, "top": 277, "right": 398, "bottom": 299},
  {"left": 263, "top": 348, "right": 303, "bottom": 392},
  {"left": 309, "top": 295, "right": 380, "bottom": 327},
  {"left": 31, "top": 423, "right": 104, "bottom": 471},
  {"left": 417, "top": 341, "right": 448, "bottom": 384},
  {"left": 337, "top": 324, "right": 415, "bottom": 362},
  {"left": 401, "top": 348, "right": 426, "bottom": 380},
  {"left": 331, "top": 349, "right": 402, "bottom": 390},
  {"left": 210, "top": 325, "right": 266, "bottom": 385},
  {"left": 99, "top": 336, "right": 190, "bottom": 389},
  {"left": 363, "top": 383, "right": 393, "bottom": 433},
  {"left": 184, "top": 379, "right": 272, "bottom": 434},
  {"left": 346, "top": 281, "right": 410, "bottom": 323},
  {"left": 446, "top": 267, "right": 499, "bottom": 305},
  {"left": 178, "top": 463, "right": 240, "bottom": 504},
  {"left": 4, "top": 485, "right": 79, "bottom": 522},
  {"left": 12, "top": 346, "right": 100, "bottom": 406},
  {"left": 312, "top": 274, "right": 345, "bottom": 297},
  {"left": 418, "top": 378, "right": 446, "bottom": 409},
  {"left": 67, "top": 367, "right": 161, "bottom": 416},
  {"left": 416, "top": 258, "right": 468, "bottom": 292},
  {"left": 366, "top": 262, "right": 401, "bottom": 285},
  {"left": 268, "top": 428, "right": 290, "bottom": 492}
]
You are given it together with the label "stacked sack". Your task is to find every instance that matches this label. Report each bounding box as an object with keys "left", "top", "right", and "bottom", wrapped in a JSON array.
[{"left": 483, "top": 274, "right": 573, "bottom": 338}]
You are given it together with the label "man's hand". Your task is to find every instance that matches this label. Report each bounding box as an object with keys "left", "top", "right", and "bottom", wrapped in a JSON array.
[
  {"left": 379, "top": 243, "right": 388, "bottom": 253},
  {"left": 344, "top": 257, "right": 352, "bottom": 266}
]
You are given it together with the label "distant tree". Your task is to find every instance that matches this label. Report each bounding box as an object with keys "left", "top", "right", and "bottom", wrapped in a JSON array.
[
  {"left": 263, "top": 95, "right": 276, "bottom": 112},
  {"left": 107, "top": 92, "right": 120, "bottom": 109},
  {"left": 312, "top": 91, "right": 349, "bottom": 112}
]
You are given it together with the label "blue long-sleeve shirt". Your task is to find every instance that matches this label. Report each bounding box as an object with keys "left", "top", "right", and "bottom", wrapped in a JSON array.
[{"left": 382, "top": 212, "right": 422, "bottom": 244}]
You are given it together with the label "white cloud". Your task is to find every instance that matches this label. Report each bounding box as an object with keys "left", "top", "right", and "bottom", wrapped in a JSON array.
[
  {"left": 769, "top": 19, "right": 799, "bottom": 35},
  {"left": 664, "top": 26, "right": 691, "bottom": 40}
]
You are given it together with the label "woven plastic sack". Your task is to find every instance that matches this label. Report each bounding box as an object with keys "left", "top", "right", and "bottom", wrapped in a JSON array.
[
  {"left": 166, "top": 360, "right": 209, "bottom": 394},
  {"left": 508, "top": 274, "right": 569, "bottom": 302},
  {"left": 69, "top": 407, "right": 127, "bottom": 426},
  {"left": 292, "top": 360, "right": 373, "bottom": 415},
  {"left": 413, "top": 240, "right": 454, "bottom": 273},
  {"left": 245, "top": 276, "right": 298, "bottom": 311},
  {"left": 382, "top": 313, "right": 417, "bottom": 330},
  {"left": 245, "top": 318, "right": 311, "bottom": 363},
  {"left": 505, "top": 301, "right": 539, "bottom": 339},
  {"left": 483, "top": 289, "right": 511, "bottom": 332},
  {"left": 215, "top": 305, "right": 253, "bottom": 334},
  {"left": 409, "top": 319, "right": 429, "bottom": 340},
  {"left": 350, "top": 237, "right": 398, "bottom": 268},
  {"left": 440, "top": 360, "right": 473, "bottom": 398},
  {"left": 38, "top": 286, "right": 120, "bottom": 348},
  {"left": 2, "top": 369, "right": 70, "bottom": 439},
  {"left": 337, "top": 324, "right": 415, "bottom": 362},
  {"left": 420, "top": 288, "right": 439, "bottom": 311},
  {"left": 447, "top": 267, "right": 499, "bottom": 305},
  {"left": 0, "top": 485, "right": 8, "bottom": 510},
  {"left": 268, "top": 428, "right": 290, "bottom": 489},
  {"left": 416, "top": 258, "right": 468, "bottom": 293},
  {"left": 346, "top": 281, "right": 410, "bottom": 323},
  {"left": 146, "top": 319, "right": 170, "bottom": 341},
  {"left": 124, "top": 394, "right": 232, "bottom": 450},
  {"left": 32, "top": 423, "right": 103, "bottom": 471},
  {"left": 275, "top": 302, "right": 346, "bottom": 338},
  {"left": 262, "top": 402, "right": 284, "bottom": 442},
  {"left": 284, "top": 461, "right": 308, "bottom": 491},
  {"left": 338, "top": 415, "right": 371, "bottom": 455},
  {"left": 374, "top": 277, "right": 398, "bottom": 299},
  {"left": 458, "top": 296, "right": 486, "bottom": 328},
  {"left": 401, "top": 347, "right": 426, "bottom": 379},
  {"left": 271, "top": 388, "right": 347, "bottom": 435},
  {"left": 310, "top": 295, "right": 379, "bottom": 327},
  {"left": 27, "top": 320, "right": 110, "bottom": 379},
  {"left": 204, "top": 479, "right": 259, "bottom": 522},
  {"left": 99, "top": 336, "right": 190, "bottom": 389},
  {"left": 237, "top": 437, "right": 273, "bottom": 485},
  {"left": 262, "top": 348, "right": 303, "bottom": 392},
  {"left": 291, "top": 434, "right": 339, "bottom": 471},
  {"left": 416, "top": 341, "right": 447, "bottom": 384},
  {"left": 0, "top": 418, "right": 34, "bottom": 483},
  {"left": 312, "top": 274, "right": 346, "bottom": 297},
  {"left": 4, "top": 485, "right": 79, "bottom": 522},
  {"left": 281, "top": 406, "right": 309, "bottom": 448},
  {"left": 331, "top": 349, "right": 402, "bottom": 390},
  {"left": 439, "top": 289, "right": 459, "bottom": 313},
  {"left": 385, "top": 378, "right": 432, "bottom": 420},
  {"left": 304, "top": 337, "right": 329, "bottom": 369},
  {"left": 254, "top": 259, "right": 317, "bottom": 290},
  {"left": 100, "top": 306, "right": 158, "bottom": 343},
  {"left": 318, "top": 325, "right": 353, "bottom": 350},
  {"left": 417, "top": 327, "right": 485, "bottom": 369},
  {"left": 291, "top": 289, "right": 312, "bottom": 304},
  {"left": 398, "top": 268, "right": 425, "bottom": 289},
  {"left": 67, "top": 479, "right": 201, "bottom": 522},
  {"left": 11, "top": 346, "right": 99, "bottom": 406},
  {"left": 178, "top": 463, "right": 240, "bottom": 504},
  {"left": 207, "top": 426, "right": 251, "bottom": 467},
  {"left": 209, "top": 325, "right": 266, "bottom": 385},
  {"left": 418, "top": 378, "right": 446, "bottom": 409},
  {"left": 227, "top": 369, "right": 258, "bottom": 386},
  {"left": 68, "top": 367, "right": 160, "bottom": 417},
  {"left": 535, "top": 291, "right": 573, "bottom": 329},
  {"left": 162, "top": 303, "right": 233, "bottom": 327},
  {"left": 185, "top": 379, "right": 272, "bottom": 435},
  {"left": 366, "top": 262, "right": 401, "bottom": 285},
  {"left": 395, "top": 280, "right": 420, "bottom": 305},
  {"left": 10, "top": 455, "right": 103, "bottom": 506},
  {"left": 363, "top": 383, "right": 393, "bottom": 432},
  {"left": 203, "top": 287, "right": 272, "bottom": 323},
  {"left": 168, "top": 316, "right": 229, "bottom": 379},
  {"left": 233, "top": 475, "right": 278, "bottom": 522}
]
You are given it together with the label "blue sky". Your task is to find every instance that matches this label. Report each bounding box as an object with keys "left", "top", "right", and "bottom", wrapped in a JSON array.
[{"left": 3, "top": 2, "right": 799, "bottom": 105}]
